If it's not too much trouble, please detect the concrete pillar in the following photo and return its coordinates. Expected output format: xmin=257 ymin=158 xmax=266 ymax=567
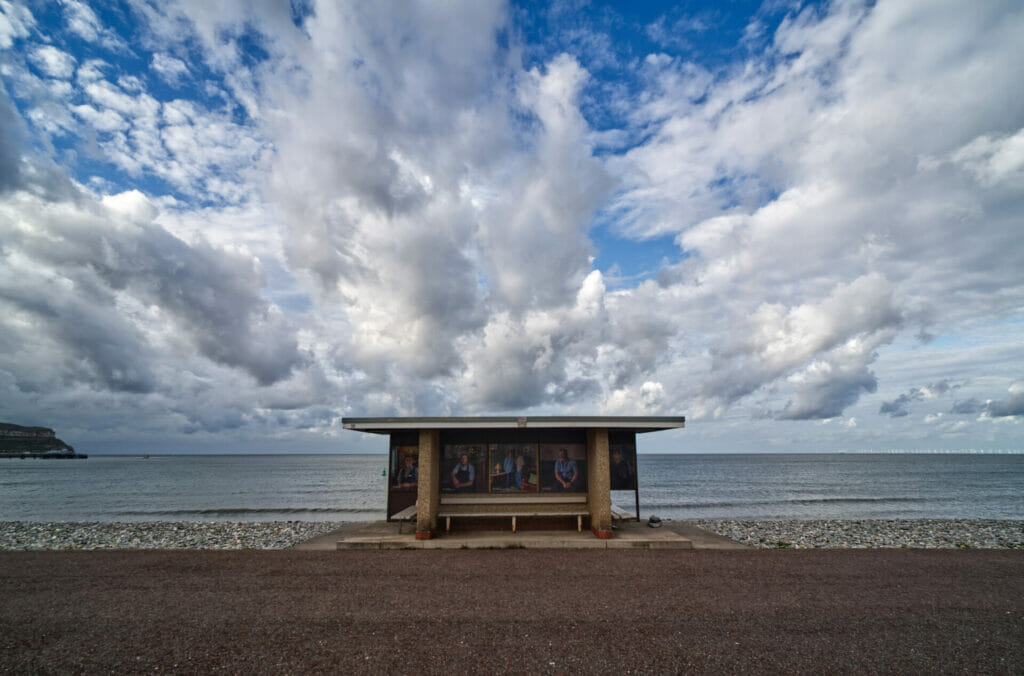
xmin=415 ymin=429 xmax=440 ymax=539
xmin=586 ymin=428 xmax=613 ymax=538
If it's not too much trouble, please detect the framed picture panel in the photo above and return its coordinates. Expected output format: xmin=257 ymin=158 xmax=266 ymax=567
xmin=393 ymin=445 xmax=419 ymax=488
xmin=539 ymin=443 xmax=587 ymax=492
xmin=488 ymin=443 xmax=539 ymax=492
xmin=609 ymin=442 xmax=636 ymax=491
xmin=442 ymin=443 xmax=487 ymax=493
xmin=387 ymin=432 xmax=419 ymax=520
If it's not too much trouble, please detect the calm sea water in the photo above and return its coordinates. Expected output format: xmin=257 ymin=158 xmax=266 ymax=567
xmin=1 ymin=454 xmax=1021 ymax=522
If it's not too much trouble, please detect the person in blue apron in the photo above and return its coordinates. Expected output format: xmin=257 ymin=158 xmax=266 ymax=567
xmin=450 ymin=453 xmax=476 ymax=491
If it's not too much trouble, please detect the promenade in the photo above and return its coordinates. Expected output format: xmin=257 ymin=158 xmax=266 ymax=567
xmin=2 ymin=548 xmax=1020 ymax=673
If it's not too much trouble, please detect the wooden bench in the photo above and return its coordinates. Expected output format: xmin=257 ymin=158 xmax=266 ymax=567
xmin=611 ymin=504 xmax=636 ymax=521
xmin=391 ymin=504 xmax=417 ymax=533
xmin=438 ymin=495 xmax=589 ymax=533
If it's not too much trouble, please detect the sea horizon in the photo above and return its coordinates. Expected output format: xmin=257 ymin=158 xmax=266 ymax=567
xmin=78 ymin=449 xmax=1024 ymax=456
xmin=3 ymin=453 xmax=1021 ymax=523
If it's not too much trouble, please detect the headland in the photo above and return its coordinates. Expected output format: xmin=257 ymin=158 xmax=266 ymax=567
xmin=0 ymin=422 xmax=86 ymax=459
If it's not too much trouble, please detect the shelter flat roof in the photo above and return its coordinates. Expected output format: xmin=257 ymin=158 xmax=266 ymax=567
xmin=342 ymin=416 xmax=685 ymax=435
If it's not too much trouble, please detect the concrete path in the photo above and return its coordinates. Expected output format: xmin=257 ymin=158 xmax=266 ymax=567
xmin=295 ymin=519 xmax=748 ymax=550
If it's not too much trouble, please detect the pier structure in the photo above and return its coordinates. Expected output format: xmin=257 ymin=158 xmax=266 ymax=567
xmin=342 ymin=416 xmax=684 ymax=539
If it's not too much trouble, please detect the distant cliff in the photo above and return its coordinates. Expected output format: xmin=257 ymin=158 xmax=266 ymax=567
xmin=0 ymin=422 xmax=82 ymax=457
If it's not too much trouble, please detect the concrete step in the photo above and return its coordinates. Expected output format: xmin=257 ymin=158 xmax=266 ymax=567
xmin=336 ymin=532 xmax=693 ymax=550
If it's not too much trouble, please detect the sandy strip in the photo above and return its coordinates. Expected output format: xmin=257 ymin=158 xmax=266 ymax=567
xmin=1 ymin=549 xmax=1021 ymax=673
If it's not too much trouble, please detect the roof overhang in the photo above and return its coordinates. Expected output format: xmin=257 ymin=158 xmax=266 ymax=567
xmin=342 ymin=416 xmax=685 ymax=435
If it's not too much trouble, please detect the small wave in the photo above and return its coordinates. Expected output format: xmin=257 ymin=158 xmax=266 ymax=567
xmin=125 ymin=507 xmax=380 ymax=516
xmin=643 ymin=496 xmax=926 ymax=509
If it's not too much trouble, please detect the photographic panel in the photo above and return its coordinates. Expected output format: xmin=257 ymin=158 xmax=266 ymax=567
xmin=442 ymin=443 xmax=487 ymax=493
xmin=539 ymin=443 xmax=587 ymax=492
xmin=609 ymin=441 xmax=636 ymax=491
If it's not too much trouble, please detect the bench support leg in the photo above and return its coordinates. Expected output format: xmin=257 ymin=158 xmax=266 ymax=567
xmin=445 ymin=516 xmax=451 ymax=532
xmin=512 ymin=516 xmax=517 ymax=533
xmin=577 ymin=515 xmax=582 ymax=532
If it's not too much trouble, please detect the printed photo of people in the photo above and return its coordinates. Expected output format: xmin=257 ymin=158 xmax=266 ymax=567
xmin=539 ymin=443 xmax=586 ymax=492
xmin=489 ymin=444 xmax=538 ymax=492
xmin=393 ymin=446 xmax=419 ymax=488
xmin=443 ymin=444 xmax=486 ymax=493
xmin=609 ymin=443 xmax=636 ymax=491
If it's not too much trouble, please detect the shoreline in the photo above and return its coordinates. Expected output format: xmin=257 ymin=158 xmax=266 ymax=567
xmin=1 ymin=518 xmax=1021 ymax=550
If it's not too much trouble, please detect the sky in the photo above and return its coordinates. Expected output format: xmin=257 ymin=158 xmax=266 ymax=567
xmin=0 ymin=0 xmax=1022 ymax=454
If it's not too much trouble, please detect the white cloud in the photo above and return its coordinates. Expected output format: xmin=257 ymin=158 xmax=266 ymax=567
xmin=0 ymin=1 xmax=34 ymax=49
xmin=150 ymin=53 xmax=189 ymax=85
xmin=1 ymin=186 xmax=305 ymax=391
xmin=75 ymin=58 xmax=107 ymax=83
xmin=72 ymin=103 xmax=128 ymax=132
xmin=59 ymin=0 xmax=104 ymax=44
xmin=30 ymin=45 xmax=76 ymax=79
xmin=942 ymin=128 xmax=1024 ymax=188
xmin=0 ymin=0 xmax=1022 ymax=450
xmin=602 ymin=0 xmax=1024 ymax=425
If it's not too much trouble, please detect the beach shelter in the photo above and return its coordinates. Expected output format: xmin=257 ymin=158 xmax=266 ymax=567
xmin=342 ymin=416 xmax=684 ymax=539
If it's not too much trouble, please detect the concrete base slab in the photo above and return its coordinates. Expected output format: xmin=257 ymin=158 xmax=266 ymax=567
xmin=661 ymin=521 xmax=751 ymax=549
xmin=323 ymin=519 xmax=750 ymax=550
xmin=290 ymin=522 xmax=378 ymax=550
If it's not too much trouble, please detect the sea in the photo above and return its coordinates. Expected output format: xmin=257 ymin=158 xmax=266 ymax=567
xmin=1 ymin=453 xmax=1021 ymax=522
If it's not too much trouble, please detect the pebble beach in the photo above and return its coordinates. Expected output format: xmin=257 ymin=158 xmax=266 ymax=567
xmin=693 ymin=518 xmax=1024 ymax=549
xmin=0 ymin=521 xmax=347 ymax=550
xmin=1 ymin=518 xmax=1021 ymax=550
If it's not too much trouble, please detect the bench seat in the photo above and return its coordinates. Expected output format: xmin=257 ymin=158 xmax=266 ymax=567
xmin=391 ymin=504 xmax=417 ymax=533
xmin=611 ymin=504 xmax=635 ymax=521
xmin=440 ymin=494 xmax=586 ymax=505
xmin=437 ymin=495 xmax=589 ymax=532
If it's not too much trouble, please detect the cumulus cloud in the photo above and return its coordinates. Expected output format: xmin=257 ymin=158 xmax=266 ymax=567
xmin=0 ymin=1 xmax=34 ymax=49
xmin=987 ymin=382 xmax=1024 ymax=418
xmin=0 ymin=0 xmax=1022 ymax=449
xmin=1 ymin=179 xmax=304 ymax=394
xmin=924 ymin=128 xmax=1024 ymax=189
xmin=950 ymin=398 xmax=984 ymax=416
xmin=150 ymin=53 xmax=189 ymax=85
xmin=30 ymin=46 xmax=77 ymax=79
xmin=596 ymin=0 xmax=1024 ymax=423
xmin=880 ymin=380 xmax=957 ymax=418
xmin=59 ymin=0 xmax=123 ymax=48
xmin=260 ymin=2 xmax=619 ymax=410
xmin=698 ymin=273 xmax=902 ymax=419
